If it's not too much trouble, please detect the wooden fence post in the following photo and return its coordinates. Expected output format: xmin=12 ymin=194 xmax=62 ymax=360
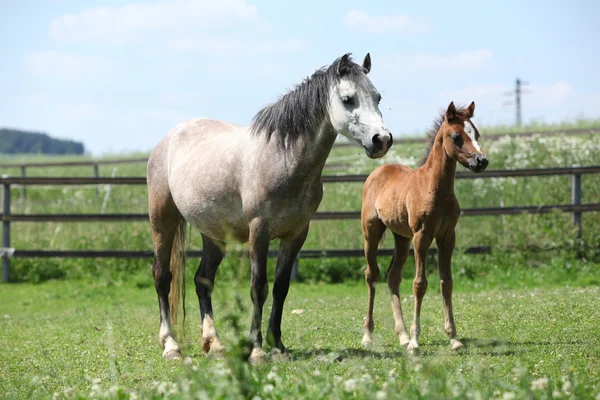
xmin=571 ymin=164 xmax=582 ymax=238
xmin=2 ymin=181 xmax=11 ymax=282
xmin=20 ymin=165 xmax=27 ymax=200
xmin=93 ymin=163 xmax=100 ymax=198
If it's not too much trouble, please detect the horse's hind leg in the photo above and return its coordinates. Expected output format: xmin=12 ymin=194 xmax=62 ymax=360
xmin=195 ymin=234 xmax=226 ymax=357
xmin=149 ymin=192 xmax=182 ymax=359
xmin=436 ymin=231 xmax=464 ymax=351
xmin=267 ymin=224 xmax=309 ymax=358
xmin=361 ymin=217 xmax=386 ymax=349
xmin=248 ymin=218 xmax=270 ymax=365
xmin=387 ymin=233 xmax=411 ymax=348
xmin=407 ymin=230 xmax=433 ymax=354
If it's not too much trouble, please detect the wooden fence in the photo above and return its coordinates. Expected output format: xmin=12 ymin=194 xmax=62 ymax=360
xmin=1 ymin=165 xmax=599 ymax=282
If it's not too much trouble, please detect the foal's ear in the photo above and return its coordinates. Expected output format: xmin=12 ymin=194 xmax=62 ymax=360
xmin=338 ymin=53 xmax=352 ymax=76
xmin=467 ymin=101 xmax=476 ymax=118
xmin=446 ymin=101 xmax=457 ymax=120
xmin=362 ymin=53 xmax=371 ymax=74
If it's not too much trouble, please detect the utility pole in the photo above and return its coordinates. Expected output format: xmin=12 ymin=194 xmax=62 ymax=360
xmin=515 ymin=79 xmax=522 ymax=126
xmin=503 ymin=79 xmax=529 ymax=126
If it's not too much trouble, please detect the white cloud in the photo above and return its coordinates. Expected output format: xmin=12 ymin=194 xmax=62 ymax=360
xmin=168 ymin=36 xmax=307 ymax=54
xmin=23 ymin=51 xmax=113 ymax=81
xmin=49 ymin=0 xmax=261 ymax=44
xmin=380 ymin=49 xmax=493 ymax=74
xmin=345 ymin=9 xmax=428 ymax=34
xmin=409 ymin=49 xmax=493 ymax=70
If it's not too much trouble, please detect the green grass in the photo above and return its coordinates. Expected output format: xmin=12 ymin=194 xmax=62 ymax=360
xmin=1 ymin=120 xmax=600 ymax=398
xmin=1 ymin=276 xmax=599 ymax=399
xmin=2 ymin=123 xmax=599 ymax=283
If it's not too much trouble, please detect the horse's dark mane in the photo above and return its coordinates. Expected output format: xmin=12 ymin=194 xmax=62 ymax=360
xmin=418 ymin=105 xmax=471 ymax=166
xmin=250 ymin=54 xmax=367 ymax=144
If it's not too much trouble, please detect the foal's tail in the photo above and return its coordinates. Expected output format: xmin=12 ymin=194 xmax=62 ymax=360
xmin=169 ymin=217 xmax=187 ymax=326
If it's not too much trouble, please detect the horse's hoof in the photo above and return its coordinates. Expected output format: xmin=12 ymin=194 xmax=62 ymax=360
xmin=163 ymin=350 xmax=182 ymax=360
xmin=406 ymin=340 xmax=420 ymax=355
xmin=270 ymin=348 xmax=292 ymax=362
xmin=249 ymin=348 xmax=268 ymax=366
xmin=208 ymin=346 xmax=225 ymax=360
xmin=399 ymin=335 xmax=410 ymax=347
xmin=361 ymin=339 xmax=374 ymax=349
xmin=450 ymin=339 xmax=464 ymax=351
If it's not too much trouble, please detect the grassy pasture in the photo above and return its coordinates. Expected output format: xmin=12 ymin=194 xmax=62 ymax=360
xmin=1 ymin=121 xmax=600 ymax=398
xmin=1 ymin=279 xmax=599 ymax=399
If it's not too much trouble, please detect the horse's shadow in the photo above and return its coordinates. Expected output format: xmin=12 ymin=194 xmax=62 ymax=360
xmin=290 ymin=338 xmax=521 ymax=361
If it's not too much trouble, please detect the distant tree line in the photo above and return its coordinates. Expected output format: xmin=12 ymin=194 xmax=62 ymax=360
xmin=0 ymin=128 xmax=85 ymax=155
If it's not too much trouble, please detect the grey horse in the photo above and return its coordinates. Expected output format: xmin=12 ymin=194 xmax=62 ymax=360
xmin=147 ymin=53 xmax=392 ymax=363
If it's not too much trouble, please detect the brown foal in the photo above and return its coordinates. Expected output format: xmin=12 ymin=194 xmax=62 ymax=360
xmin=360 ymin=101 xmax=488 ymax=353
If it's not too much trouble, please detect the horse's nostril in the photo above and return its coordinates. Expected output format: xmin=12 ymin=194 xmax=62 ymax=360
xmin=372 ymin=134 xmax=382 ymax=145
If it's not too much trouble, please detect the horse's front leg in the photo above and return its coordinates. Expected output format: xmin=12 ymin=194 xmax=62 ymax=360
xmin=408 ymin=230 xmax=432 ymax=354
xmin=266 ymin=224 xmax=309 ymax=358
xmin=248 ymin=218 xmax=270 ymax=365
xmin=436 ymin=231 xmax=464 ymax=351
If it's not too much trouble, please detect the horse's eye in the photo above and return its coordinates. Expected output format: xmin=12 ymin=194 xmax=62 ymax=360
xmin=377 ymin=95 xmax=382 ymax=104
xmin=341 ymin=96 xmax=354 ymax=106
xmin=451 ymin=132 xmax=463 ymax=146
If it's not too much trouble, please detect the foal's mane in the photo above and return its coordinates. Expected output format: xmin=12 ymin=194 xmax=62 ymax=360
xmin=250 ymin=54 xmax=367 ymax=144
xmin=418 ymin=105 xmax=471 ymax=166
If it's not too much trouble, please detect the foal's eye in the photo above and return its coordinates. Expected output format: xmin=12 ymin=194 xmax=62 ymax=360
xmin=451 ymin=132 xmax=463 ymax=146
xmin=341 ymin=96 xmax=354 ymax=106
xmin=377 ymin=94 xmax=382 ymax=104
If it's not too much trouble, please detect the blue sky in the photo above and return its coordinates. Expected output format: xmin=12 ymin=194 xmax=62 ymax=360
xmin=1 ymin=0 xmax=599 ymax=155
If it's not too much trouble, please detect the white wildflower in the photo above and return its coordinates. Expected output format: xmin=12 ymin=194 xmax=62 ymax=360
xmin=343 ymin=379 xmax=357 ymax=393
xmin=263 ymin=384 xmax=275 ymax=393
xmin=531 ymin=377 xmax=549 ymax=391
xmin=503 ymin=392 xmax=516 ymax=400
xmin=376 ymin=390 xmax=387 ymax=399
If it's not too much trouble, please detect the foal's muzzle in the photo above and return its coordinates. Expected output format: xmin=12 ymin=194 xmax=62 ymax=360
xmin=366 ymin=132 xmax=393 ymax=159
xmin=469 ymin=154 xmax=488 ymax=173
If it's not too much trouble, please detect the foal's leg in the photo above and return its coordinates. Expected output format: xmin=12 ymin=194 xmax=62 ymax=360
xmin=407 ymin=230 xmax=432 ymax=353
xmin=194 ymin=234 xmax=226 ymax=357
xmin=436 ymin=231 xmax=464 ymax=350
xmin=361 ymin=218 xmax=386 ymax=349
xmin=387 ymin=233 xmax=411 ymax=348
xmin=150 ymin=205 xmax=182 ymax=359
xmin=266 ymin=225 xmax=309 ymax=356
xmin=248 ymin=218 xmax=270 ymax=365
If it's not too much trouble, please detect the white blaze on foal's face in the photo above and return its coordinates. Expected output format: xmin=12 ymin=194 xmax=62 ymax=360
xmin=463 ymin=120 xmax=482 ymax=152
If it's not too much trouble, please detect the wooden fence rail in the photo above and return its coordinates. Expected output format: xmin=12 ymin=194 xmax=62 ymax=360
xmin=1 ymin=165 xmax=597 ymax=282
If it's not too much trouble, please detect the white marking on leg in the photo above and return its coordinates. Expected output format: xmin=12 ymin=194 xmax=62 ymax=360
xmin=362 ymin=329 xmax=374 ymax=349
xmin=163 ymin=337 xmax=180 ymax=355
xmin=159 ymin=313 xmax=180 ymax=357
xmin=463 ymin=121 xmax=481 ymax=151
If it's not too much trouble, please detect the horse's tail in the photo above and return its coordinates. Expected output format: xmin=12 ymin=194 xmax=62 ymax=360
xmin=169 ymin=217 xmax=187 ymax=326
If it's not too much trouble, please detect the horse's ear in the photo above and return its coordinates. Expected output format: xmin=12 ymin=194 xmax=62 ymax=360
xmin=467 ymin=101 xmax=475 ymax=118
xmin=338 ymin=53 xmax=352 ymax=76
xmin=362 ymin=53 xmax=371 ymax=74
xmin=446 ymin=101 xmax=457 ymax=120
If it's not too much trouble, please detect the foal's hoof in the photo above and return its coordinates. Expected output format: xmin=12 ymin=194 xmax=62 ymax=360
xmin=361 ymin=338 xmax=374 ymax=350
xmin=249 ymin=348 xmax=268 ymax=366
xmin=450 ymin=339 xmax=464 ymax=351
xmin=270 ymin=348 xmax=292 ymax=363
xmin=406 ymin=340 xmax=420 ymax=355
xmin=163 ymin=350 xmax=182 ymax=360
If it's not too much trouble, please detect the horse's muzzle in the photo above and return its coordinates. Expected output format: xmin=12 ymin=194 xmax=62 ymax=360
xmin=367 ymin=132 xmax=393 ymax=158
xmin=469 ymin=154 xmax=488 ymax=173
